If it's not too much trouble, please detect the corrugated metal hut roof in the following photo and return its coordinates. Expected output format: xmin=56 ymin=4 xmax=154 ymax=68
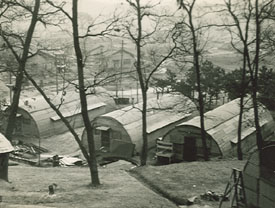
xmin=0 ymin=133 xmax=13 ymax=153
xmin=17 ymin=88 xmax=116 ymax=137
xmin=177 ymin=97 xmax=275 ymax=155
xmin=100 ymin=93 xmax=197 ymax=149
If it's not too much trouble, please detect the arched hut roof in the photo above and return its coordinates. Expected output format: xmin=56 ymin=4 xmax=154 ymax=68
xmin=16 ymin=88 xmax=116 ymax=138
xmin=176 ymin=97 xmax=275 ymax=156
xmin=99 ymin=93 xmax=197 ymax=150
xmin=0 ymin=133 xmax=13 ymax=153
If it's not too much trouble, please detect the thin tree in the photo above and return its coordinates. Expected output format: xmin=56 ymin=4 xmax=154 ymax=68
xmin=123 ymin=0 xmax=177 ymax=165
xmin=43 ymin=0 xmax=120 ymax=185
xmin=223 ymin=0 xmax=275 ymax=152
xmin=0 ymin=0 xmax=41 ymax=181
xmin=223 ymin=0 xmax=252 ymax=160
xmin=176 ymin=0 xmax=209 ymax=161
xmin=1 ymin=0 xmax=41 ymax=141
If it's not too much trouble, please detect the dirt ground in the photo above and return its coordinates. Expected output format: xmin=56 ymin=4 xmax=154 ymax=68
xmin=0 ymin=162 xmax=177 ymax=208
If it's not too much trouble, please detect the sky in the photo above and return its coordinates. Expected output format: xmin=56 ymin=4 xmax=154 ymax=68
xmin=79 ymin=0 xmax=177 ymax=16
xmin=78 ymin=0 xmax=223 ymax=17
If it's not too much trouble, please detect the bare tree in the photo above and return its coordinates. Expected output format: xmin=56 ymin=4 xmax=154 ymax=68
xmin=223 ymin=0 xmax=275 ymax=153
xmin=0 ymin=0 xmax=41 ymax=181
xmin=122 ymin=0 xmax=177 ymax=165
xmin=0 ymin=0 xmax=41 ymax=140
xmin=176 ymin=0 xmax=209 ymax=161
xmin=37 ymin=0 xmax=122 ymax=186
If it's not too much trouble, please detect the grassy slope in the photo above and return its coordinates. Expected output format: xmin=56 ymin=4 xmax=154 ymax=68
xmin=0 ymin=163 xmax=177 ymax=208
xmin=131 ymin=159 xmax=246 ymax=207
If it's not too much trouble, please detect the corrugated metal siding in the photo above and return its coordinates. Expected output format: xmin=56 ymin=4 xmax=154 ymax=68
xmin=5 ymin=89 xmax=116 ymax=138
xmin=173 ymin=97 xmax=275 ymax=156
xmin=243 ymin=146 xmax=275 ymax=208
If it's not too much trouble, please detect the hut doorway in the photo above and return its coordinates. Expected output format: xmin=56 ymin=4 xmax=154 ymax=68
xmin=183 ymin=136 xmax=197 ymax=161
xmin=99 ymin=127 xmax=110 ymax=150
xmin=14 ymin=114 xmax=23 ymax=135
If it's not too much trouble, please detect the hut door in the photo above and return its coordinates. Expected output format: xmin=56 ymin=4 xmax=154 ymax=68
xmin=183 ymin=136 xmax=197 ymax=161
xmin=101 ymin=130 xmax=110 ymax=150
xmin=14 ymin=115 xmax=23 ymax=135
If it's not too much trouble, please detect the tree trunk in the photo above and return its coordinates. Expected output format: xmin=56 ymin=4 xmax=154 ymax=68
xmin=135 ymin=0 xmax=148 ymax=166
xmin=237 ymin=95 xmax=244 ymax=160
xmin=189 ymin=8 xmax=209 ymax=161
xmin=140 ymin=93 xmax=148 ymax=166
xmin=5 ymin=70 xmax=24 ymax=140
xmin=0 ymin=153 xmax=9 ymax=181
xmin=196 ymin=67 xmax=209 ymax=161
xmin=253 ymin=0 xmax=263 ymax=151
xmin=236 ymin=50 xmax=249 ymax=161
xmin=72 ymin=0 xmax=100 ymax=186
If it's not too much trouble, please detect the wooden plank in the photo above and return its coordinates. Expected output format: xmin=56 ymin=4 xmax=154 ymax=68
xmin=157 ymin=141 xmax=173 ymax=146
xmin=156 ymin=152 xmax=173 ymax=158
xmin=157 ymin=146 xmax=173 ymax=151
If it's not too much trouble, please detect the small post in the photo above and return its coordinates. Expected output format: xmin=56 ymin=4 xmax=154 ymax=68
xmin=48 ymin=185 xmax=54 ymax=195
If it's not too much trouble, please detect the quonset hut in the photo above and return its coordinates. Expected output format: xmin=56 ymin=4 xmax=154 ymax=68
xmin=1 ymin=88 xmax=116 ymax=140
xmin=81 ymin=93 xmax=198 ymax=158
xmin=163 ymin=97 xmax=275 ymax=161
xmin=0 ymin=133 xmax=13 ymax=180
xmin=243 ymin=142 xmax=275 ymax=208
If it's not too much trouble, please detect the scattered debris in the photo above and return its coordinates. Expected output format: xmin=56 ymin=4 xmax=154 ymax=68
xmin=59 ymin=157 xmax=83 ymax=166
xmin=9 ymin=140 xmax=84 ymax=167
xmin=200 ymin=190 xmax=225 ymax=202
xmin=187 ymin=196 xmax=199 ymax=205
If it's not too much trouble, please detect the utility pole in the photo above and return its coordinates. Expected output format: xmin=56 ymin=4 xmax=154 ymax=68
xmin=9 ymin=69 xmax=12 ymax=104
xmin=55 ymin=54 xmax=59 ymax=94
xmin=120 ymin=40 xmax=124 ymax=98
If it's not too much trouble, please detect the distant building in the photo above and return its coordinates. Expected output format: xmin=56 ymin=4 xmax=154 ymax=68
xmin=25 ymin=50 xmax=72 ymax=87
xmin=108 ymin=48 xmax=135 ymax=72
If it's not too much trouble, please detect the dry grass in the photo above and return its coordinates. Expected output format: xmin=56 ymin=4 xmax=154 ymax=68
xmin=131 ymin=159 xmax=246 ymax=207
xmin=0 ymin=162 xmax=177 ymax=208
